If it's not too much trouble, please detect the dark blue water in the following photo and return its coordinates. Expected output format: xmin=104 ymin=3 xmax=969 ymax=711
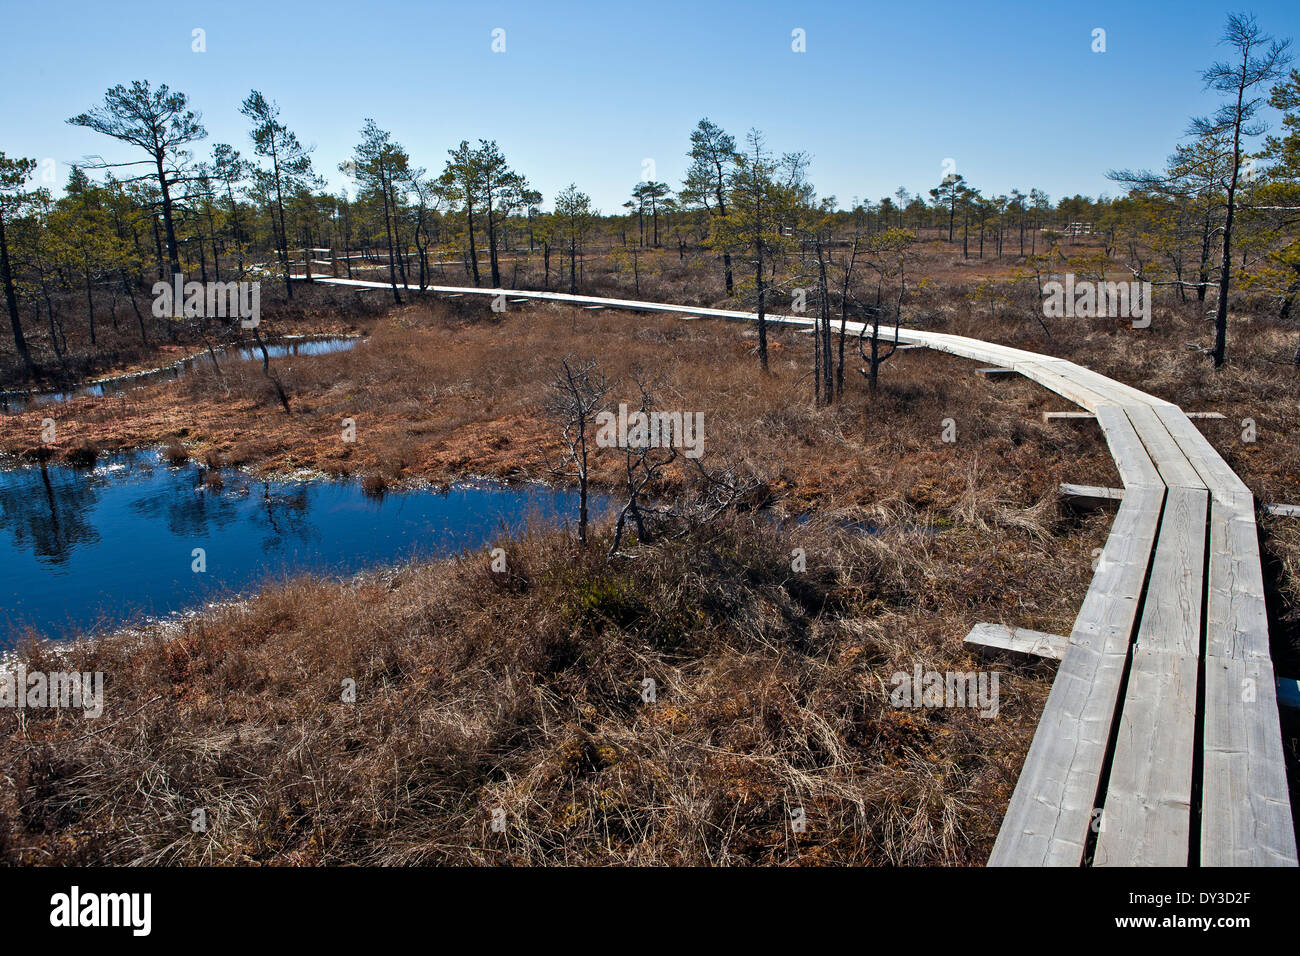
xmin=0 ymin=336 xmax=359 ymax=414
xmin=0 ymin=451 xmax=602 ymax=645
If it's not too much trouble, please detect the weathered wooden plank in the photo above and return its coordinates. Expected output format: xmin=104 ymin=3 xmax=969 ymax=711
xmin=1095 ymin=405 xmax=1163 ymax=489
xmin=1136 ymin=486 xmax=1208 ymax=658
xmin=1264 ymin=503 xmax=1300 ymax=518
xmin=1185 ymin=411 xmax=1226 ymax=419
xmin=1014 ymin=362 xmax=1116 ymax=413
xmin=1063 ymin=363 xmax=1170 ymax=409
xmin=1147 ymin=406 xmax=1294 ymax=863
xmin=989 ymin=486 xmax=1164 ymax=866
xmin=795 ymin=326 xmax=863 ymax=335
xmin=976 ymin=367 xmax=1016 ymax=376
xmin=1059 ymin=483 xmax=1125 ymax=507
xmin=798 ymin=328 xmax=922 ymax=353
xmin=1206 ymin=498 xmax=1270 ymax=661
xmin=1153 ymin=411 xmax=1298 ymax=863
xmin=1125 ymin=405 xmax=1208 ymax=491
xmin=1202 ymin=656 xmax=1299 ymax=866
xmin=1152 ymin=405 xmax=1250 ymax=501
xmin=1043 ymin=411 xmax=1096 ymax=422
xmin=904 ymin=332 xmax=1029 ymax=365
xmin=1094 ymin=649 xmax=1199 ymax=867
xmin=1092 ymin=483 xmax=1207 ymax=866
xmin=964 ymin=622 xmax=1068 ymax=660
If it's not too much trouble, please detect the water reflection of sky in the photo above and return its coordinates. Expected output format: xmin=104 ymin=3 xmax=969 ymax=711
xmin=0 ymin=451 xmax=603 ymax=645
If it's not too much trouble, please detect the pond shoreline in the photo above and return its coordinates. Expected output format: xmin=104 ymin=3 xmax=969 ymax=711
xmin=0 ymin=333 xmax=365 ymax=414
xmin=0 ymin=448 xmax=609 ymax=646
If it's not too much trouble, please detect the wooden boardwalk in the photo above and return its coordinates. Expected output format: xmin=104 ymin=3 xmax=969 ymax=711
xmin=302 ymin=277 xmax=1298 ymax=867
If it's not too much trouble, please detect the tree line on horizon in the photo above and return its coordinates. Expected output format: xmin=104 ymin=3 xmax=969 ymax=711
xmin=1 ymin=12 xmax=1298 ymax=384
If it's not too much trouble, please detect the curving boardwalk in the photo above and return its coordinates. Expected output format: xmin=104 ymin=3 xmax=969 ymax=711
xmin=304 ymin=276 xmax=1298 ymax=867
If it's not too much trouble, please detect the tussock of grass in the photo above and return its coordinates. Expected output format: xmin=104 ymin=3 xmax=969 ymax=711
xmin=163 ymin=443 xmax=190 ymax=465
xmin=62 ymin=440 xmax=99 ymax=468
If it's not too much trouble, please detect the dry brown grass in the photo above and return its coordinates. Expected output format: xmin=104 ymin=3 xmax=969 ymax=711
xmin=0 ymin=296 xmax=1123 ymax=517
xmin=0 ymin=282 xmax=1121 ymax=865
xmin=3 ymin=243 xmax=1297 ymax=866
xmin=1 ymin=496 xmax=1102 ymax=865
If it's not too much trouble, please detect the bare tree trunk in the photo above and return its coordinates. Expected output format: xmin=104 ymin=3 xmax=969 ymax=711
xmin=466 ymin=204 xmax=481 ymax=286
xmin=487 ymin=198 xmax=501 ymax=287
xmin=379 ymin=171 xmax=402 ymax=305
xmin=578 ymin=471 xmax=588 ymax=546
xmin=152 ymin=215 xmax=165 ymax=282
xmin=155 ymin=151 xmax=182 ymax=279
xmin=712 ymin=173 xmax=734 ymax=295
xmin=1197 ymin=203 xmax=1214 ymax=302
xmin=816 ymin=238 xmax=833 ymax=403
xmin=251 ymin=325 xmax=291 ymax=414
xmin=0 ymin=212 xmax=33 ymax=378
xmin=44 ymin=293 xmax=62 ymax=361
xmin=812 ymin=282 xmax=821 ymax=406
xmin=85 ymin=274 xmax=96 ymax=346
xmin=837 ymin=309 xmax=847 ymax=398
xmin=1212 ymin=150 xmax=1241 ymax=368
xmin=197 ymin=237 xmax=208 ymax=285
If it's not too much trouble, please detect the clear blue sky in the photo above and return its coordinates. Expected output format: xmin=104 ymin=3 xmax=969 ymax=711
xmin=2 ymin=0 xmax=1298 ymax=211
